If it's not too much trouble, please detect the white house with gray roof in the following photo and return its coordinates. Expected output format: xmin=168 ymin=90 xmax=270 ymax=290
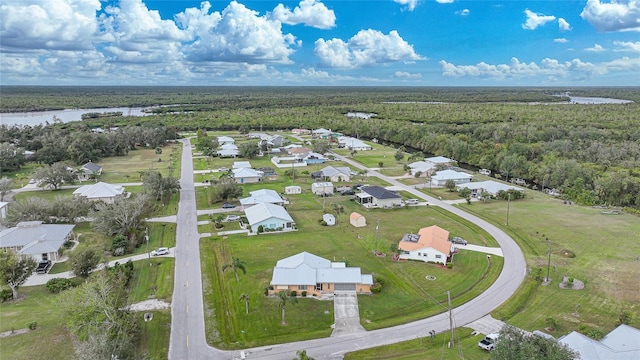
xmin=269 ymin=252 xmax=373 ymax=296
xmin=0 ymin=221 xmax=75 ymax=262
xmin=217 ymin=136 xmax=235 ymax=145
xmin=232 ymin=168 xmax=263 ymax=184
xmin=240 ymin=189 xmax=284 ymax=206
xmin=430 ymin=169 xmax=473 ymax=187
xmin=408 ymin=161 xmax=437 ymax=177
xmin=313 ymin=166 xmax=351 ymax=182
xmin=356 ymin=186 xmax=402 ymax=208
xmin=73 ymin=182 xmax=127 ymax=203
xmin=244 ymin=202 xmax=295 ymax=234
xmin=456 ymin=180 xmax=524 ymax=198
xmin=425 ymin=156 xmax=456 ymax=166
xmin=559 ymin=324 xmax=640 ymax=360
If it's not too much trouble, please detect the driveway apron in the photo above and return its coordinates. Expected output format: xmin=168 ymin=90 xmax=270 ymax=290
xmin=331 ymin=292 xmax=365 ymax=336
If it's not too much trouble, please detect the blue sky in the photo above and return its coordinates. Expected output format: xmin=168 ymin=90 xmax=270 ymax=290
xmin=1 ymin=0 xmax=638 ymax=86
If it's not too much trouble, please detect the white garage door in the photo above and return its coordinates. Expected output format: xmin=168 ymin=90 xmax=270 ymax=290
xmin=334 ymin=283 xmax=356 ymax=291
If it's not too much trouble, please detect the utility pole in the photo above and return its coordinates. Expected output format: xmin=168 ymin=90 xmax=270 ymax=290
xmin=447 ymin=291 xmax=454 ymax=348
xmin=506 ymin=192 xmax=511 ymax=226
xmin=546 ymin=240 xmax=552 ymax=283
xmin=146 ymin=227 xmax=152 ymax=267
xmin=374 ymin=219 xmax=380 ymax=254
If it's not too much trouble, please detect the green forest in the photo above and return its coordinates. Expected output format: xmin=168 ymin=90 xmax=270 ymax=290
xmin=1 ymin=86 xmax=639 ymax=209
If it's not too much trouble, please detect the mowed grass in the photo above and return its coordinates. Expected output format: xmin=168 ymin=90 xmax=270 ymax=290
xmin=456 ymin=190 xmax=640 ymax=334
xmin=201 ymin=191 xmax=503 ymax=348
xmin=99 ymin=143 xmax=182 ymax=183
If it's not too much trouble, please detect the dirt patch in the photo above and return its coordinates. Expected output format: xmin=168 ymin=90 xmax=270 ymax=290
xmin=0 ymin=328 xmax=30 ymax=338
xmin=127 ymin=299 xmax=171 ymax=312
xmin=559 ymin=276 xmax=585 ymax=290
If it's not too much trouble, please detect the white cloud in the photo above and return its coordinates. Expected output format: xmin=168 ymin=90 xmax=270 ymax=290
xmin=554 ymin=38 xmax=569 ymax=43
xmin=271 ymin=0 xmax=336 ymax=29
xmin=315 ymin=29 xmax=424 ymax=69
xmin=440 ymin=56 xmax=640 ymax=80
xmin=586 ymin=44 xmax=605 ymax=52
xmin=0 ymin=0 xmax=103 ymax=51
xmin=614 ymin=40 xmax=640 ymax=52
xmin=456 ymin=9 xmax=470 ymax=16
xmin=394 ymin=71 xmax=422 ymax=79
xmin=394 ymin=0 xmax=419 ymax=11
xmin=436 ymin=0 xmax=454 ymax=3
xmin=581 ymin=0 xmax=640 ymax=32
xmin=522 ymin=9 xmax=556 ymax=30
xmin=181 ymin=1 xmax=298 ymax=64
xmin=558 ymin=18 xmax=572 ymax=31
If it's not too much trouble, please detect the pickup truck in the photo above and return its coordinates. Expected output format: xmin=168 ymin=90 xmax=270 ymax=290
xmin=478 ymin=333 xmax=499 ymax=351
xmin=36 ymin=260 xmax=52 ymax=274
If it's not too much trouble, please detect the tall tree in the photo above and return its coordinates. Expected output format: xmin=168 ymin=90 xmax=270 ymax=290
xmin=239 ymin=142 xmax=259 ymax=158
xmin=0 ymin=176 xmax=12 ymax=201
xmin=90 ymin=195 xmax=152 ymax=239
xmin=0 ymin=252 xmax=37 ymax=300
xmin=2 ymin=196 xmax=50 ymax=226
xmin=312 ymin=140 xmax=331 ymax=154
xmin=0 ymin=143 xmax=25 ymax=172
xmin=142 ymin=170 xmax=181 ymax=202
xmin=33 ymin=162 xmax=74 ymax=190
xmin=222 ymin=257 xmax=247 ymax=282
xmin=68 ymin=245 xmax=102 ymax=278
xmin=240 ymin=293 xmax=250 ymax=314
xmin=278 ymin=290 xmax=298 ymax=325
xmin=208 ymin=178 xmax=243 ymax=204
xmin=490 ymin=325 xmax=578 ymax=360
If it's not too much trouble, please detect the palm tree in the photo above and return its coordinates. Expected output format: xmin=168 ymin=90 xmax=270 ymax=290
xmin=278 ymin=291 xmax=298 ymax=325
xmin=331 ymin=203 xmax=345 ymax=225
xmin=239 ymin=293 xmax=250 ymax=314
xmin=222 ymin=257 xmax=247 ymax=282
xmin=294 ymin=350 xmax=315 ymax=360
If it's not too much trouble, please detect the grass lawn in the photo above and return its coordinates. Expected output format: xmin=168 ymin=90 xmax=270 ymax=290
xmin=128 ymin=257 xmax=175 ymax=303
xmin=139 ymin=310 xmax=171 ymax=360
xmin=201 ymin=192 xmax=503 ymax=349
xmin=98 ymin=143 xmax=182 ymax=183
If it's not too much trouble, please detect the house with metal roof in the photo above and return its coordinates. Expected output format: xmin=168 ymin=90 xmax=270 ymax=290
xmin=217 ymin=148 xmax=239 ymax=158
xmin=244 ymin=202 xmax=295 ymax=234
xmin=430 ymin=169 xmax=473 ymax=187
xmin=217 ymin=136 xmax=235 ymax=145
xmin=240 ymin=189 xmax=284 ymax=206
xmin=425 ymin=156 xmax=456 ymax=166
xmin=232 ymin=168 xmax=263 ymax=184
xmin=311 ymin=182 xmax=333 ymax=196
xmin=456 ymin=180 xmax=525 ymax=198
xmin=408 ymin=161 xmax=437 ymax=177
xmin=269 ymin=252 xmax=373 ymax=296
xmin=559 ymin=324 xmax=640 ymax=360
xmin=77 ymin=161 xmax=102 ymax=181
xmin=232 ymin=161 xmax=252 ymax=169
xmin=337 ymin=136 xmax=372 ymax=151
xmin=313 ymin=166 xmax=351 ymax=182
xmin=356 ymin=186 xmax=402 ymax=208
xmin=0 ymin=221 xmax=75 ymax=263
xmin=398 ymin=225 xmax=453 ymax=265
xmin=73 ymin=182 xmax=127 ymax=203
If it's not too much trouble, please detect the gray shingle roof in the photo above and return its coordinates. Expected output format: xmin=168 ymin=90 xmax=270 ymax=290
xmin=82 ymin=162 xmax=102 ymax=173
xmin=0 ymin=222 xmax=75 ymax=253
xmin=361 ymin=186 xmax=400 ymax=199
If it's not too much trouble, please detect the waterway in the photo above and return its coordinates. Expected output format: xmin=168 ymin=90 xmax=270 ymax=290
xmin=0 ymin=107 xmax=150 ymax=127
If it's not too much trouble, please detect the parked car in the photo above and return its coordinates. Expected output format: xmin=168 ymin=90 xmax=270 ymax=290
xmin=151 ymin=247 xmax=169 ymax=256
xmin=405 ymin=198 xmax=419 ymax=205
xmin=221 ymin=203 xmax=235 ymax=209
xmin=451 ymin=237 xmax=468 ymax=245
xmin=340 ymin=189 xmax=355 ymax=195
xmin=218 ymin=167 xmax=229 ymax=172
xmin=478 ymin=333 xmax=499 ymax=351
xmin=224 ymin=215 xmax=241 ymax=222
xmin=36 ymin=260 xmax=52 ymax=274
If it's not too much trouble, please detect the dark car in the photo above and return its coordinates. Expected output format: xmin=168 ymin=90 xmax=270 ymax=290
xmin=451 ymin=236 xmax=468 ymax=245
xmin=340 ymin=189 xmax=355 ymax=195
xmin=221 ymin=203 xmax=235 ymax=209
xmin=36 ymin=260 xmax=52 ymax=274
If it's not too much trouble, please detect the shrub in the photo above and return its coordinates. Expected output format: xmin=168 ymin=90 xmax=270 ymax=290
xmin=370 ymin=283 xmax=382 ymax=294
xmin=257 ymin=225 xmax=264 ymax=233
xmin=374 ymin=275 xmax=385 ymax=286
xmin=320 ymin=220 xmax=327 ymax=226
xmin=111 ymin=234 xmax=129 ymax=255
xmin=290 ymin=290 xmax=297 ymax=297
xmin=264 ymin=285 xmax=273 ymax=296
xmin=0 ymin=289 xmax=13 ymax=302
xmin=301 ymin=291 xmax=307 ymax=297
xmin=27 ymin=322 xmax=37 ymax=330
xmin=545 ymin=317 xmax=558 ymax=330
xmin=446 ymin=263 xmax=453 ymax=269
xmin=46 ymin=278 xmax=74 ymax=293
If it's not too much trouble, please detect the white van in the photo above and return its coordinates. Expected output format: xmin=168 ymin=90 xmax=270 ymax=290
xmin=478 ymin=333 xmax=499 ymax=351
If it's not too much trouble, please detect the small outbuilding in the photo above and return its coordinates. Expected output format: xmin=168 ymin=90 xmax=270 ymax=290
xmin=350 ymin=212 xmax=366 ymax=228
xmin=323 ymin=213 xmax=336 ymax=226
xmin=311 ymin=182 xmax=333 ymax=196
xmin=285 ymin=185 xmax=302 ymax=194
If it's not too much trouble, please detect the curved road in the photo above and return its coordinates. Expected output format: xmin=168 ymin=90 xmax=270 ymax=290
xmin=169 ymin=141 xmax=526 ymax=359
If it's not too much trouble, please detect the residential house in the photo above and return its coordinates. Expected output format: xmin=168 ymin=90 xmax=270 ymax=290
xmin=322 ymin=214 xmax=336 ymax=226
xmin=220 ymin=143 xmax=238 ymax=151
xmin=430 ymin=170 xmax=473 ymax=187
xmin=456 ymin=181 xmax=524 ymax=198
xmin=313 ymin=166 xmax=351 ymax=182
xmin=559 ymin=324 xmax=640 ymax=360
xmin=398 ymin=225 xmax=453 ymax=265
xmin=285 ymin=185 xmax=301 ymax=195
xmin=72 ymin=182 xmax=127 ymax=203
xmin=217 ymin=148 xmax=239 ymax=158
xmin=233 ymin=161 xmax=252 ymax=169
xmin=337 ymin=136 xmax=372 ymax=151
xmin=0 ymin=221 xmax=75 ymax=263
xmin=244 ymin=202 xmax=295 ymax=234
xmin=311 ymin=182 xmax=333 ymax=196
xmin=217 ymin=136 xmax=235 ymax=145
xmin=240 ymin=189 xmax=284 ymax=206
xmin=350 ymin=212 xmax=367 ymax=227
xmin=425 ymin=156 xmax=456 ymax=167
xmin=303 ymin=152 xmax=326 ymax=165
xmin=287 ymin=147 xmax=312 ymax=158
xmin=291 ymin=128 xmax=311 ymax=135
xmin=408 ymin=161 xmax=437 ymax=177
xmin=76 ymin=161 xmax=102 ymax=181
xmin=232 ymin=168 xmax=263 ymax=184
xmin=356 ymin=186 xmax=402 ymax=208
xmin=312 ymin=128 xmax=332 ymax=139
xmin=269 ymin=252 xmax=373 ymax=296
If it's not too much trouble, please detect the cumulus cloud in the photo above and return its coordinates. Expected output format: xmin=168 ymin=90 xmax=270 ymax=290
xmin=614 ymin=40 xmax=640 ymax=52
xmin=554 ymin=38 xmax=569 ymax=43
xmin=436 ymin=0 xmax=454 ymax=3
xmin=181 ymin=1 xmax=298 ymax=64
xmin=558 ymin=18 xmax=572 ymax=31
xmin=581 ymin=0 xmax=640 ymax=32
xmin=314 ymin=29 xmax=424 ymax=69
xmin=456 ymin=9 xmax=470 ymax=16
xmin=271 ymin=0 xmax=336 ymax=29
xmin=0 ymin=0 xmax=103 ymax=51
xmin=394 ymin=71 xmax=422 ymax=79
xmin=522 ymin=9 xmax=556 ymax=30
xmin=394 ymin=0 xmax=420 ymax=11
xmin=586 ymin=44 xmax=605 ymax=52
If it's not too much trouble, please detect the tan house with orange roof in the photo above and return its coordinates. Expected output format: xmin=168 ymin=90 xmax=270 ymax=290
xmin=398 ymin=225 xmax=453 ymax=265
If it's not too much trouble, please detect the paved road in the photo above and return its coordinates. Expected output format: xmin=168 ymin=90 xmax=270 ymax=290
xmin=167 ymin=145 xmax=527 ymax=359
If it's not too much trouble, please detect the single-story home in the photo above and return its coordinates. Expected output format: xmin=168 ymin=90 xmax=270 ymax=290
xmin=425 ymin=156 xmax=456 ymax=167
xmin=430 ymin=170 xmax=473 ymax=187
xmin=232 ymin=168 xmax=263 ymax=184
xmin=220 ymin=143 xmax=238 ymax=151
xmin=0 ymin=221 xmax=75 ymax=263
xmin=285 ymin=185 xmax=301 ymax=194
xmin=303 ymin=152 xmax=326 ymax=165
xmin=350 ymin=212 xmax=367 ymax=227
xmin=240 ymin=189 xmax=284 ymax=206
xmin=337 ymin=136 xmax=372 ymax=151
xmin=311 ymin=182 xmax=334 ymax=196
xmin=0 ymin=201 xmax=8 ymax=221
xmin=72 ymin=182 xmax=127 ymax=203
xmin=269 ymin=252 xmax=373 ymax=296
xmin=244 ymin=202 xmax=295 ymax=234
xmin=559 ymin=324 xmax=640 ymax=360
xmin=217 ymin=149 xmax=239 ymax=158
xmin=233 ymin=161 xmax=252 ymax=169
xmin=456 ymin=180 xmax=525 ymax=198
xmin=76 ymin=161 xmax=102 ymax=181
xmin=356 ymin=186 xmax=402 ymax=208
xmin=288 ymin=147 xmax=312 ymax=158
xmin=312 ymin=128 xmax=332 ymax=139
xmin=217 ymin=136 xmax=235 ymax=145
xmin=398 ymin=225 xmax=453 ymax=265
xmin=291 ymin=128 xmax=311 ymax=135
xmin=408 ymin=161 xmax=437 ymax=177
xmin=323 ymin=213 xmax=336 ymax=226
xmin=313 ymin=166 xmax=351 ymax=182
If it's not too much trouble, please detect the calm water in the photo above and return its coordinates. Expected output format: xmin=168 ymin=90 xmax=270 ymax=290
xmin=567 ymin=96 xmax=633 ymax=104
xmin=0 ymin=107 xmax=150 ymax=127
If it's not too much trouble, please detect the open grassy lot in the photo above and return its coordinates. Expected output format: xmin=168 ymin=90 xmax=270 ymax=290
xmin=344 ymin=327 xmax=491 ymax=360
xmin=201 ymin=191 xmax=502 ymax=349
xmin=98 ymin=143 xmax=182 ymax=183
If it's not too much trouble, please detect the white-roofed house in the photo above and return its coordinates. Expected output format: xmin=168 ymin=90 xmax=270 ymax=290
xmin=337 ymin=136 xmax=372 ymax=151
xmin=408 ymin=161 xmax=437 ymax=177
xmin=240 ymin=189 xmax=284 ymax=206
xmin=559 ymin=324 xmax=640 ymax=360
xmin=0 ymin=221 xmax=75 ymax=263
xmin=217 ymin=136 xmax=235 ymax=145
xmin=220 ymin=143 xmax=238 ymax=151
xmin=244 ymin=202 xmax=295 ymax=234
xmin=313 ymin=166 xmax=351 ymax=182
xmin=425 ymin=156 xmax=456 ymax=167
xmin=456 ymin=180 xmax=525 ymax=198
xmin=233 ymin=161 xmax=252 ymax=169
xmin=73 ymin=182 xmax=128 ymax=203
xmin=284 ymin=185 xmax=301 ymax=195
xmin=311 ymin=182 xmax=333 ymax=196
xmin=430 ymin=169 xmax=473 ymax=187
xmin=217 ymin=148 xmax=239 ymax=158
xmin=312 ymin=128 xmax=332 ymax=139
xmin=232 ymin=168 xmax=263 ymax=184
xmin=268 ymin=252 xmax=373 ymax=296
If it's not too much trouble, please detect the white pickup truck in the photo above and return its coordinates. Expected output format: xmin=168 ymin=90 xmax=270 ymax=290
xmin=478 ymin=333 xmax=499 ymax=351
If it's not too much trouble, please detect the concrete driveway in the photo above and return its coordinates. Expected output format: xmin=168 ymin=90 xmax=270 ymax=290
xmin=331 ymin=292 xmax=365 ymax=336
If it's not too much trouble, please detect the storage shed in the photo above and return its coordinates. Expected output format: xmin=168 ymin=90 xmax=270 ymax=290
xmin=350 ymin=212 xmax=366 ymax=228
xmin=285 ymin=185 xmax=302 ymax=195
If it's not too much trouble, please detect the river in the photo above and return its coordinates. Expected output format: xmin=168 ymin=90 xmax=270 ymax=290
xmin=0 ymin=107 xmax=150 ymax=127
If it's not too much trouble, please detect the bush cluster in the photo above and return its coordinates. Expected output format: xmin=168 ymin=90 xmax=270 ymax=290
xmin=46 ymin=278 xmax=75 ymax=293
